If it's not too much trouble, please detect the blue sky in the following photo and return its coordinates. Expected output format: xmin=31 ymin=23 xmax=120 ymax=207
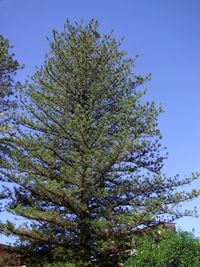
xmin=1 ymin=0 xmax=200 ymax=243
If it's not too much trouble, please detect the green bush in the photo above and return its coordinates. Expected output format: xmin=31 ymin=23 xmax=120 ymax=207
xmin=124 ymin=231 xmax=200 ymax=267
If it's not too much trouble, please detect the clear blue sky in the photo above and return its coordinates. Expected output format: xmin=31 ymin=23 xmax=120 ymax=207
xmin=1 ymin=0 xmax=200 ymax=243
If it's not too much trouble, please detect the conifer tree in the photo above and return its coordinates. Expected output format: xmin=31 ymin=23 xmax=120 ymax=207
xmin=0 ymin=35 xmax=20 ymax=207
xmin=0 ymin=35 xmax=19 ymax=133
xmin=1 ymin=20 xmax=199 ymax=266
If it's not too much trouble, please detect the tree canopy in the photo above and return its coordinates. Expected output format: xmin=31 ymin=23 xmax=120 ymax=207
xmin=0 ymin=20 xmax=199 ymax=267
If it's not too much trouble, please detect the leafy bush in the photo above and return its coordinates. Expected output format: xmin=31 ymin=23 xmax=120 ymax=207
xmin=124 ymin=231 xmax=200 ymax=267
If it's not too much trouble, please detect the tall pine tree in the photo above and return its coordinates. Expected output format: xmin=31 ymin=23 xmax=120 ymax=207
xmin=1 ymin=20 xmax=199 ymax=266
xmin=0 ymin=35 xmax=21 ymax=211
xmin=0 ymin=35 xmax=20 ymax=146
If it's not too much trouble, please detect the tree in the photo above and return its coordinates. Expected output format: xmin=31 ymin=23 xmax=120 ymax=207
xmin=0 ymin=35 xmax=20 ymax=134
xmin=0 ymin=35 xmax=21 ymax=206
xmin=0 ymin=20 xmax=199 ymax=266
xmin=124 ymin=231 xmax=200 ymax=267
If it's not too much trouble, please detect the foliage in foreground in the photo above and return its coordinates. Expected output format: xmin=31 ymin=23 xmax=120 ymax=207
xmin=124 ymin=231 xmax=200 ymax=267
xmin=0 ymin=20 xmax=200 ymax=266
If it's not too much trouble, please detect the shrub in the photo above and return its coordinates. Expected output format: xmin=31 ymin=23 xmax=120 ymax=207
xmin=124 ymin=231 xmax=200 ymax=267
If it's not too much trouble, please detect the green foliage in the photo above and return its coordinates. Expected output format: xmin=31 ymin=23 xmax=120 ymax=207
xmin=0 ymin=35 xmax=21 ymax=208
xmin=1 ymin=20 xmax=200 ymax=266
xmin=0 ymin=35 xmax=20 ymax=132
xmin=124 ymin=231 xmax=200 ymax=267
